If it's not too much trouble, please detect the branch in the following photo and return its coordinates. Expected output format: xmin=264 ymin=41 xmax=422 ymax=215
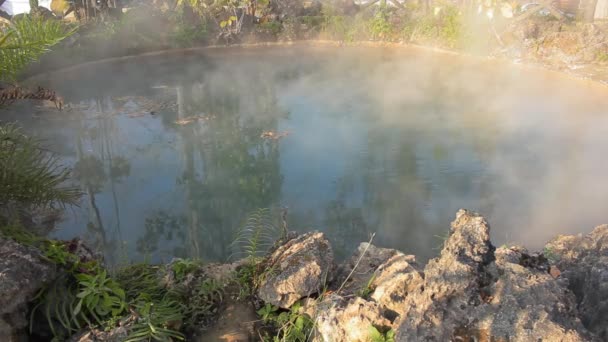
xmin=361 ymin=0 xmax=382 ymax=11
xmin=389 ymin=0 xmax=406 ymax=10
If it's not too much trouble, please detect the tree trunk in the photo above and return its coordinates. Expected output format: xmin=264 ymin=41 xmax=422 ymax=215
xmin=581 ymin=0 xmax=599 ymax=21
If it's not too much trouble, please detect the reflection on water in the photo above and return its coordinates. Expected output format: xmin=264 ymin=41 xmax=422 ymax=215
xmin=9 ymin=46 xmax=608 ymax=263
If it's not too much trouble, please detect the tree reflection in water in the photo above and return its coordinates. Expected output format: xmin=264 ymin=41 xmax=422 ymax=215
xmin=138 ymin=64 xmax=286 ymax=261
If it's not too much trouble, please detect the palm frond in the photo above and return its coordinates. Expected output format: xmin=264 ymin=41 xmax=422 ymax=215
xmin=0 ymin=16 xmax=76 ymax=82
xmin=0 ymin=123 xmax=81 ymax=209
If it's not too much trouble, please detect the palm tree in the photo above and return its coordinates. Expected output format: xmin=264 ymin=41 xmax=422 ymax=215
xmin=0 ymin=15 xmax=75 ymax=82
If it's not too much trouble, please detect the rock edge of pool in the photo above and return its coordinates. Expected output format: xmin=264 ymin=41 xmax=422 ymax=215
xmin=2 ymin=209 xmax=607 ymax=341
xmin=26 ymin=40 xmax=608 ymax=91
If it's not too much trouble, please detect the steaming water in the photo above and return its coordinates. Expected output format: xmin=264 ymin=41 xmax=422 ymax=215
xmin=10 ymin=45 xmax=608 ymax=263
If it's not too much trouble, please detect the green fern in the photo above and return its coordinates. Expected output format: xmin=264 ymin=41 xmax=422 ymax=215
xmin=0 ymin=16 xmax=76 ymax=82
xmin=230 ymin=208 xmax=281 ymax=261
xmin=0 ymin=123 xmax=81 ymax=209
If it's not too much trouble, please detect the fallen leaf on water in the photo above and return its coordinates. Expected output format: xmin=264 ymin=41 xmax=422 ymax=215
xmin=261 ymin=130 xmax=290 ymax=140
xmin=174 ymin=114 xmax=215 ymax=126
xmin=175 ymin=118 xmax=195 ymax=125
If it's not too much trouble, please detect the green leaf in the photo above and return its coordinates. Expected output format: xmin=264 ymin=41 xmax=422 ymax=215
xmin=76 ymin=290 xmax=89 ymax=299
xmin=73 ymin=299 xmax=82 ymax=316
xmin=368 ymin=326 xmax=384 ymax=342
xmin=295 ymin=316 xmax=304 ymax=330
xmin=0 ymin=32 xmax=14 ymax=47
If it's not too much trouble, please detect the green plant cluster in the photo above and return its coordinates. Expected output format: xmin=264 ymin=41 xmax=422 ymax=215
xmin=0 ymin=229 xmax=128 ymax=341
xmin=369 ymin=326 xmax=396 ymax=342
xmin=313 ymin=1 xmax=463 ymax=48
xmin=257 ymin=302 xmax=313 ymax=342
xmin=65 ymin=0 xmax=469 ymax=54
xmin=0 ymin=229 xmax=225 ymax=342
xmin=401 ymin=4 xmax=463 ymax=48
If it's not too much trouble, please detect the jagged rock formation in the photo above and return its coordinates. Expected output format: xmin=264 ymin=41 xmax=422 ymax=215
xmin=272 ymin=210 xmax=601 ymax=342
xmin=313 ymin=295 xmax=392 ymax=342
xmin=335 ymin=242 xmax=423 ymax=317
xmin=4 ymin=211 xmax=608 ymax=342
xmin=395 ymin=210 xmax=591 ymax=341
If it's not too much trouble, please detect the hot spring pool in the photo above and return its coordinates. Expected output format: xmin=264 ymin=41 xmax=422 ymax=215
xmin=9 ymin=45 xmax=608 ymax=263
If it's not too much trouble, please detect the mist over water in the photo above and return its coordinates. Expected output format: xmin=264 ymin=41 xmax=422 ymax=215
xmin=10 ymin=45 xmax=608 ymax=263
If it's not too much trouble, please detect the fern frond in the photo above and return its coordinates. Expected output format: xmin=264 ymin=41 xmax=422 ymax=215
xmin=230 ymin=208 xmax=281 ymax=260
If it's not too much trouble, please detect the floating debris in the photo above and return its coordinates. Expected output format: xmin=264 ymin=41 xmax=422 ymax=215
xmin=114 ymin=96 xmax=177 ymax=115
xmin=127 ymin=112 xmax=147 ymax=118
xmin=174 ymin=114 xmax=216 ymax=126
xmin=261 ymin=130 xmax=290 ymax=140
xmin=0 ymin=86 xmax=64 ymax=110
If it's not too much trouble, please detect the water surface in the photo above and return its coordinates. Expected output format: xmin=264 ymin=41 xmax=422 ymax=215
xmin=7 ymin=45 xmax=608 ymax=263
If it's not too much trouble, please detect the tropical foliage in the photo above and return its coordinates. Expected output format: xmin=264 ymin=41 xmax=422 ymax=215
xmin=0 ymin=16 xmax=75 ymax=82
xmin=257 ymin=301 xmax=314 ymax=342
xmin=0 ymin=124 xmax=80 ymax=210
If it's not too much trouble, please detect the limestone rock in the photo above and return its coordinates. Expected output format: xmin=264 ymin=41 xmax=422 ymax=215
xmin=545 ymin=225 xmax=608 ymax=340
xmin=258 ymin=232 xmax=333 ymax=308
xmin=0 ymin=236 xmax=56 ymax=340
xmin=395 ymin=209 xmax=593 ymax=341
xmin=370 ymin=252 xmax=423 ymax=317
xmin=313 ymin=295 xmax=391 ymax=342
xmin=336 ymin=242 xmax=404 ymax=295
xmin=336 ymin=243 xmax=423 ymax=317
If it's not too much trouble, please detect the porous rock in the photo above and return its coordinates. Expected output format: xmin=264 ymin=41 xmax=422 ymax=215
xmin=395 ymin=209 xmax=593 ymax=341
xmin=258 ymin=232 xmax=334 ymax=308
xmin=336 ymin=242 xmax=423 ymax=317
xmin=312 ymin=295 xmax=392 ymax=342
xmin=0 ymin=236 xmax=56 ymax=340
xmin=545 ymin=225 xmax=608 ymax=340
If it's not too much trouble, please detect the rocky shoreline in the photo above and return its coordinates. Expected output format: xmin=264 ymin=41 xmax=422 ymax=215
xmin=2 ymin=209 xmax=607 ymax=341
